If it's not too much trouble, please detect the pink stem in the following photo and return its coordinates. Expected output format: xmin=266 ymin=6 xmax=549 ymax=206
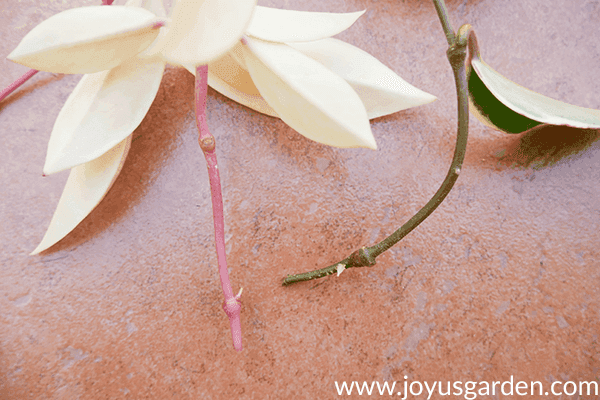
xmin=0 ymin=69 xmax=38 ymax=103
xmin=194 ymin=65 xmax=243 ymax=352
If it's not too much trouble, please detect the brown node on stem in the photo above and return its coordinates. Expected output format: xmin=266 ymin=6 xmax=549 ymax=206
xmin=199 ymin=136 xmax=216 ymax=152
xmin=348 ymin=246 xmax=377 ymax=268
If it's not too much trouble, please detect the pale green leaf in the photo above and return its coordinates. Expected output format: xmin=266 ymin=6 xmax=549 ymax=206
xmin=31 ymin=136 xmax=132 ymax=255
xmin=289 ymin=38 xmax=436 ymax=119
xmin=43 ymin=56 xmax=165 ymax=174
xmin=8 ymin=6 xmax=164 ymax=74
xmin=247 ymin=6 xmax=364 ymax=43
xmin=242 ymin=37 xmax=376 ymax=149
xmin=152 ymin=0 xmax=257 ymax=66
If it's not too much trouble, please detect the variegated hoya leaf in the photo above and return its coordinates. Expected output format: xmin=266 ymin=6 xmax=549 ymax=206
xmin=467 ymin=33 xmax=600 ymax=134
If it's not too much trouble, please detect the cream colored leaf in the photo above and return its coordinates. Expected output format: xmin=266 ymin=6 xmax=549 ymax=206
xmin=471 ymin=58 xmax=600 ymax=131
xmin=289 ymin=38 xmax=436 ymax=119
xmin=123 ymin=0 xmax=167 ymax=60
xmin=8 ymin=6 xmax=164 ymax=74
xmin=208 ymin=59 xmax=278 ymax=117
xmin=242 ymin=38 xmax=376 ymax=149
xmin=43 ymin=56 xmax=165 ymax=175
xmin=125 ymin=0 xmax=167 ymax=17
xmin=184 ymin=43 xmax=278 ymax=117
xmin=247 ymin=6 xmax=364 ymax=43
xmin=152 ymin=0 xmax=257 ymax=66
xmin=31 ymin=136 xmax=132 ymax=255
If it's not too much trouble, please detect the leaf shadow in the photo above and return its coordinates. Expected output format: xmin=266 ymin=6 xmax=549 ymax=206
xmin=497 ymin=124 xmax=600 ymax=169
xmin=209 ymin=88 xmax=352 ymax=187
xmin=36 ymin=66 xmax=196 ymax=255
xmin=0 ymin=72 xmax=65 ymax=110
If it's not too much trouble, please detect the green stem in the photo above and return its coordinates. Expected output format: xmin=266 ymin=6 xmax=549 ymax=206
xmin=282 ymin=0 xmax=471 ymax=286
xmin=432 ymin=0 xmax=456 ymax=45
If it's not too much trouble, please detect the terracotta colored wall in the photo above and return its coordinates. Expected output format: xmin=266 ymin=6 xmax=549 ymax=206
xmin=1 ymin=0 xmax=599 ymax=398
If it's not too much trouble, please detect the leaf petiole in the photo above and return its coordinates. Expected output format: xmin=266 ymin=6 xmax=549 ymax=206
xmin=0 ymin=69 xmax=38 ymax=103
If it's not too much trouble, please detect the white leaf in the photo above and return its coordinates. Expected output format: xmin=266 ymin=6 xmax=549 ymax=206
xmin=289 ymin=38 xmax=436 ymax=119
xmin=184 ymin=43 xmax=278 ymax=117
xmin=208 ymin=58 xmax=278 ymax=117
xmin=471 ymin=57 xmax=600 ymax=131
xmin=43 ymin=56 xmax=165 ymax=174
xmin=242 ymin=38 xmax=376 ymax=149
xmin=125 ymin=0 xmax=167 ymax=17
xmin=247 ymin=6 xmax=364 ymax=43
xmin=31 ymin=136 xmax=132 ymax=255
xmin=8 ymin=6 xmax=164 ymax=74
xmin=153 ymin=0 xmax=257 ymax=66
xmin=336 ymin=263 xmax=346 ymax=277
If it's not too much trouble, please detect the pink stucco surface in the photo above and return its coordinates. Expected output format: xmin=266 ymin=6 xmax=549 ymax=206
xmin=1 ymin=0 xmax=599 ymax=398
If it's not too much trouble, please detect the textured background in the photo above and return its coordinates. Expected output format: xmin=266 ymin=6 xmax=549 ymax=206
xmin=1 ymin=0 xmax=599 ymax=398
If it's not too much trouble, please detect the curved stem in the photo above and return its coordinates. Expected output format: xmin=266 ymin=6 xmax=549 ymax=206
xmin=195 ymin=65 xmax=243 ymax=351
xmin=368 ymin=66 xmax=468 ymax=259
xmin=0 ymin=69 xmax=38 ymax=103
xmin=282 ymin=0 xmax=470 ymax=286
